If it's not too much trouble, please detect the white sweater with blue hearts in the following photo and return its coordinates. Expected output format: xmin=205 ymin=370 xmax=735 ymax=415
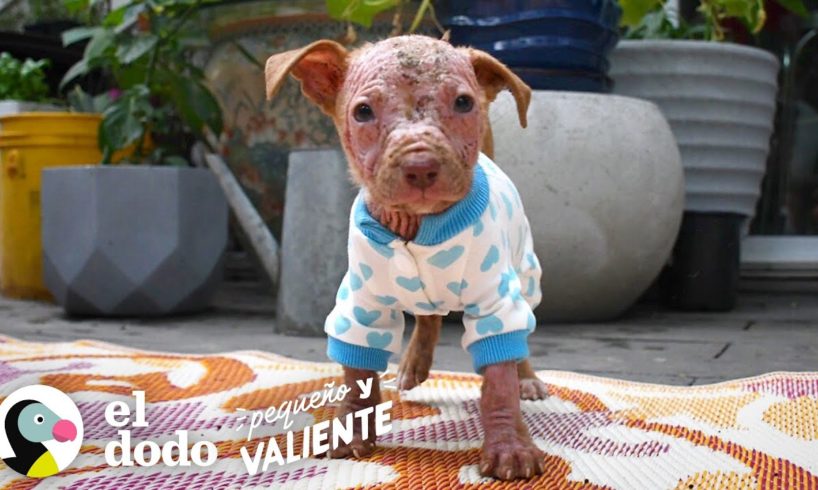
xmin=325 ymin=153 xmax=542 ymax=373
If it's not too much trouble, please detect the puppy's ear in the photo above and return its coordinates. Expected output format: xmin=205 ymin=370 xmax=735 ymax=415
xmin=466 ymin=48 xmax=531 ymax=128
xmin=265 ymin=40 xmax=349 ymax=116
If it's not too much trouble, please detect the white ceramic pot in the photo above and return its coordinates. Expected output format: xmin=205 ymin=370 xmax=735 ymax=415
xmin=490 ymin=91 xmax=684 ymax=321
xmin=609 ymin=40 xmax=779 ymax=218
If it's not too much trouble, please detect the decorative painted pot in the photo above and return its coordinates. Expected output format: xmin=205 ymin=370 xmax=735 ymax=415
xmin=609 ymin=40 xmax=780 ymax=219
xmin=199 ymin=1 xmax=397 ymax=238
xmin=490 ymin=91 xmax=684 ymax=321
xmin=41 ymin=166 xmax=228 ymax=316
xmin=436 ymin=0 xmax=621 ymax=92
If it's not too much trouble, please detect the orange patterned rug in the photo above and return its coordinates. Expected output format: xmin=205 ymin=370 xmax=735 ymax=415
xmin=0 ymin=335 xmax=816 ymax=489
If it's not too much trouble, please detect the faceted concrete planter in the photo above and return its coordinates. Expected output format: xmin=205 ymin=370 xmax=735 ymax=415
xmin=277 ymin=149 xmax=356 ymax=336
xmin=41 ymin=166 xmax=228 ymax=316
xmin=490 ymin=91 xmax=684 ymax=321
xmin=609 ymin=40 xmax=779 ymax=218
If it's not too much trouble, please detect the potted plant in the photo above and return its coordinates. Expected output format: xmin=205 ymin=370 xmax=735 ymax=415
xmin=0 ymin=52 xmax=104 ymax=300
xmin=0 ymin=52 xmax=57 ymax=114
xmin=609 ymin=0 xmax=809 ymax=311
xmin=38 ymin=0 xmax=228 ymax=316
xmin=435 ymin=0 xmax=622 ymax=93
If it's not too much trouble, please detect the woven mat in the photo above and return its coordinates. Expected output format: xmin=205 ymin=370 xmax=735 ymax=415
xmin=0 ymin=336 xmax=816 ymax=489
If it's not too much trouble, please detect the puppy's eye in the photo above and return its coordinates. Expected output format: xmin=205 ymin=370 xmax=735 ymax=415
xmin=454 ymin=95 xmax=474 ymax=113
xmin=353 ymin=103 xmax=375 ymax=122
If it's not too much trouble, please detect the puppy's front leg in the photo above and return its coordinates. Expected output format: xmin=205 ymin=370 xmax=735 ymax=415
xmin=327 ymin=366 xmax=381 ymax=459
xmin=397 ymin=315 xmax=442 ymax=391
xmin=480 ymin=361 xmax=545 ymax=480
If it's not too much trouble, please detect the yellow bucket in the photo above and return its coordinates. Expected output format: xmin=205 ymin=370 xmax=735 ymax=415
xmin=0 ymin=112 xmax=102 ymax=300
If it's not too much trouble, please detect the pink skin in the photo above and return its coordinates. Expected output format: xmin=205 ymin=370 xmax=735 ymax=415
xmin=339 ymin=37 xmax=484 ymax=217
xmin=52 ymin=419 xmax=77 ymax=442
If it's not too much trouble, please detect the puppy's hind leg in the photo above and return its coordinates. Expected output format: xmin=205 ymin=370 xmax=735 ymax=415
xmin=517 ymin=359 xmax=549 ymax=400
xmin=397 ymin=315 xmax=442 ymax=391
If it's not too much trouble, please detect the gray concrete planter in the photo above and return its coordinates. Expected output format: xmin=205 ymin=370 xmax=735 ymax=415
xmin=490 ymin=91 xmax=684 ymax=321
xmin=276 ymin=149 xmax=356 ymax=336
xmin=41 ymin=166 xmax=228 ymax=316
xmin=609 ymin=40 xmax=779 ymax=218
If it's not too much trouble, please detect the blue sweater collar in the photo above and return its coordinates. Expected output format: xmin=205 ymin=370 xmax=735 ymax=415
xmin=354 ymin=160 xmax=489 ymax=246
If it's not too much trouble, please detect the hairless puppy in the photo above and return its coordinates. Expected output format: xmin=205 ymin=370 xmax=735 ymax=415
xmin=266 ymin=35 xmax=548 ymax=481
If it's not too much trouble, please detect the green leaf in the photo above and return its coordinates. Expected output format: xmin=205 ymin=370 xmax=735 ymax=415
xmin=62 ymin=26 xmax=100 ymax=46
xmin=777 ymin=0 xmax=810 ymax=17
xmin=619 ymin=0 xmax=664 ymax=27
xmin=168 ymin=75 xmax=223 ymax=137
xmin=84 ymin=28 xmax=116 ymax=60
xmin=163 ymin=155 xmax=189 ymax=167
xmin=98 ymin=88 xmax=151 ymax=160
xmin=326 ymin=0 xmax=399 ymax=27
xmin=116 ymin=35 xmax=158 ymax=64
xmin=60 ymin=59 xmax=89 ymax=89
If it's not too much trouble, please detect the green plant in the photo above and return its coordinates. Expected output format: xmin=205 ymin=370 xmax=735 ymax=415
xmin=0 ymin=52 xmax=51 ymax=102
xmin=326 ymin=0 xmax=442 ymax=33
xmin=60 ymin=0 xmax=222 ymax=165
xmin=621 ymin=0 xmax=809 ymax=41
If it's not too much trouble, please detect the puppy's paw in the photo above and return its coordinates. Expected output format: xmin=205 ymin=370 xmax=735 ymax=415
xmin=396 ymin=354 xmax=432 ymax=391
xmin=479 ymin=434 xmax=545 ymax=481
xmin=519 ymin=377 xmax=549 ymax=400
xmin=327 ymin=435 xmax=376 ymax=459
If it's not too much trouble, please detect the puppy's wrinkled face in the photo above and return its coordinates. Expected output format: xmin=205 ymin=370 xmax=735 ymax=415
xmin=339 ymin=37 xmax=483 ymax=215
xmin=265 ymin=35 xmax=530 ymax=216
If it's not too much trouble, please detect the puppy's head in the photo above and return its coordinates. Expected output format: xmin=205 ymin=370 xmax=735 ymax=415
xmin=266 ymin=35 xmax=530 ymax=215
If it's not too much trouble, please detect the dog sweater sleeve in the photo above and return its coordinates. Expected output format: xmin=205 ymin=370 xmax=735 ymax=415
xmin=457 ymin=183 xmax=538 ymax=373
xmin=324 ymin=229 xmax=405 ymax=372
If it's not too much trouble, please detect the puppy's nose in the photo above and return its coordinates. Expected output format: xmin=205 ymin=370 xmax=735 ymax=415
xmin=402 ymin=161 xmax=440 ymax=189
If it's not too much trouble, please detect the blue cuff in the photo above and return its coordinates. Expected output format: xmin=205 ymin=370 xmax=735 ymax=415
xmin=467 ymin=330 xmax=530 ymax=373
xmin=327 ymin=337 xmax=392 ymax=371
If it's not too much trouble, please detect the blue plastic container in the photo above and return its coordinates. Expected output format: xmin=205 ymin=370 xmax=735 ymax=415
xmin=437 ymin=0 xmax=622 ymax=92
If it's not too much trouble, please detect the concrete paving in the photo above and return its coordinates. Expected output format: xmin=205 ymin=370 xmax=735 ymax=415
xmin=1 ymin=281 xmax=816 ymax=386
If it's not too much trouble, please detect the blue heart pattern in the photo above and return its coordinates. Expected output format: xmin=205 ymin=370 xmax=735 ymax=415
xmin=415 ymin=300 xmax=444 ymax=311
xmin=498 ymin=270 xmax=513 ymax=297
xmin=427 ymin=245 xmax=464 ymax=269
xmin=475 ymin=315 xmax=504 ymax=335
xmin=501 ymin=192 xmax=514 ymax=219
xmin=337 ymin=283 xmax=349 ymax=301
xmin=366 ymin=331 xmax=393 ymax=349
xmin=375 ymin=295 xmax=398 ymax=306
xmin=360 ymin=263 xmax=373 ymax=280
xmin=353 ymin=306 xmax=381 ymax=326
xmin=526 ymin=277 xmax=537 ymax=298
xmin=527 ymin=310 xmax=536 ymax=331
xmin=396 ymin=276 xmax=423 ymax=292
xmin=473 ymin=219 xmax=484 ymax=237
xmin=489 ymin=201 xmax=498 ymax=221
xmin=335 ymin=315 xmax=352 ymax=335
xmin=447 ymin=279 xmax=468 ymax=295
xmin=368 ymin=238 xmax=394 ymax=258
xmin=464 ymin=303 xmax=480 ymax=316
xmin=349 ymin=272 xmax=363 ymax=291
xmin=481 ymin=245 xmax=500 ymax=272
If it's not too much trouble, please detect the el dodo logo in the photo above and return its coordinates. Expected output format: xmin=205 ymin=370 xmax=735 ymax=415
xmin=0 ymin=385 xmax=83 ymax=478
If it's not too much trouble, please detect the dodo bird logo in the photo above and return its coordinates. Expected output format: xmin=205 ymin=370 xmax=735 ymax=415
xmin=0 ymin=385 xmax=83 ymax=478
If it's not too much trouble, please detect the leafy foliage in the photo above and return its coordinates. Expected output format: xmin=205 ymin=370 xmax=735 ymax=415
xmin=326 ymin=0 xmax=440 ymax=33
xmin=621 ymin=0 xmax=810 ymax=41
xmin=0 ymin=52 xmax=51 ymax=102
xmin=61 ymin=0 xmax=223 ymax=165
